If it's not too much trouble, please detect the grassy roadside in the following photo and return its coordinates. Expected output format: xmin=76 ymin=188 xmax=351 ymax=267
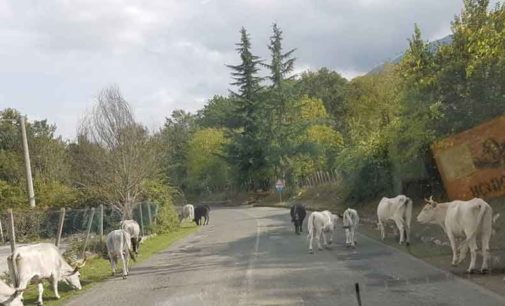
xmin=22 ymin=223 xmax=199 ymax=305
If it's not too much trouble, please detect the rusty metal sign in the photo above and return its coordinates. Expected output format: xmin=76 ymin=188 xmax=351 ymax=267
xmin=432 ymin=116 xmax=505 ymax=200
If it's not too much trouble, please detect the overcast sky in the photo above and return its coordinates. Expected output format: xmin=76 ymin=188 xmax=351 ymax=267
xmin=0 ymin=0 xmax=469 ymax=140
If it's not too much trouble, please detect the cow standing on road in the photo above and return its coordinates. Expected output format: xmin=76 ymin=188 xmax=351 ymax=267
xmin=120 ymin=219 xmax=142 ymax=254
xmin=106 ymin=229 xmax=136 ymax=279
xmin=342 ymin=208 xmax=359 ymax=248
xmin=194 ymin=205 xmax=210 ymax=226
xmin=8 ymin=243 xmax=84 ymax=305
xmin=417 ymin=196 xmax=493 ymax=273
xmin=307 ymin=210 xmax=339 ymax=253
xmin=179 ymin=204 xmax=195 ymax=223
xmin=290 ymin=204 xmax=306 ymax=235
xmin=377 ymin=195 xmax=413 ymax=245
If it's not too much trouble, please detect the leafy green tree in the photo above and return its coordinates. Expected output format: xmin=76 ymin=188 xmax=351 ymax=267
xmin=296 ymin=68 xmax=348 ymax=130
xmin=160 ymin=110 xmax=198 ymax=189
xmin=186 ymin=128 xmax=230 ymax=192
xmin=197 ymin=95 xmax=238 ymax=129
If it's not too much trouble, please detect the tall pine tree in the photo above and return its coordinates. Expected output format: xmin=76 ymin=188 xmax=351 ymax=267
xmin=225 ymin=27 xmax=268 ymax=190
xmin=263 ymin=23 xmax=297 ymax=181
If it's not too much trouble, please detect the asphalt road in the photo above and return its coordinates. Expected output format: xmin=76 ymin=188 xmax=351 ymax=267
xmin=65 ymin=207 xmax=505 ymax=306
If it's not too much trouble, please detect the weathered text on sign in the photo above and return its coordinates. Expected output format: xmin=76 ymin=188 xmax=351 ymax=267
xmin=432 ymin=116 xmax=505 ymax=200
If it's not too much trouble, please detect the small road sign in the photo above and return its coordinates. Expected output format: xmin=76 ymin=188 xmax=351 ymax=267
xmin=275 ymin=179 xmax=285 ymax=191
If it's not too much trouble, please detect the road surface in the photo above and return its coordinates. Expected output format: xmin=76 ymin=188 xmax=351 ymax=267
xmin=66 ymin=207 xmax=505 ymax=306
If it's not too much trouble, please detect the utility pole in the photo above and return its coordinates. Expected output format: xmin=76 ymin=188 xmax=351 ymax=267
xmin=20 ymin=116 xmax=35 ymax=208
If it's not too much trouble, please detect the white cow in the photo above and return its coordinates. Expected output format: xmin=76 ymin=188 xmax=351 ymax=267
xmin=417 ymin=196 xmax=493 ymax=273
xmin=179 ymin=204 xmax=195 ymax=223
xmin=0 ymin=280 xmax=23 ymax=306
xmin=342 ymin=208 xmax=359 ymax=247
xmin=106 ymin=229 xmax=136 ymax=279
xmin=8 ymin=243 xmax=83 ymax=305
xmin=120 ymin=219 xmax=142 ymax=254
xmin=377 ymin=195 xmax=413 ymax=245
xmin=307 ymin=210 xmax=339 ymax=253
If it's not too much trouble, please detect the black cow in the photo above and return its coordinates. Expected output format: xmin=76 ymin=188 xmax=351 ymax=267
xmin=290 ymin=204 xmax=306 ymax=234
xmin=194 ymin=205 xmax=210 ymax=226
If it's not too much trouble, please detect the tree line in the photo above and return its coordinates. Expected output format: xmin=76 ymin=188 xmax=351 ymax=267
xmin=1 ymin=0 xmax=504 ymax=214
xmin=163 ymin=0 xmax=505 ymax=202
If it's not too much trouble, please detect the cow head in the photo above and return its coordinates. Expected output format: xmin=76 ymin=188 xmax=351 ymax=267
xmin=416 ymin=196 xmax=438 ymax=224
xmin=65 ymin=258 xmax=86 ymax=290
xmin=131 ymin=236 xmax=143 ymax=254
xmin=0 ymin=289 xmax=24 ymax=306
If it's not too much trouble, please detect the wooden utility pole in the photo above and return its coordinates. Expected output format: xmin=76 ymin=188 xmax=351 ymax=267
xmin=20 ymin=116 xmax=35 ymax=208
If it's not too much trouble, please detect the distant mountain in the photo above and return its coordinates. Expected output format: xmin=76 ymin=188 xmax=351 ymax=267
xmin=367 ymin=35 xmax=453 ymax=75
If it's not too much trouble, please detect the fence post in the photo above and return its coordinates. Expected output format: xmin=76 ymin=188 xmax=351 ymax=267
xmin=153 ymin=204 xmax=158 ymax=225
xmin=82 ymin=207 xmax=95 ymax=259
xmin=99 ymin=204 xmax=104 ymax=242
xmin=55 ymin=208 xmax=66 ymax=248
xmin=147 ymin=202 xmax=152 ymax=229
xmin=7 ymin=209 xmax=16 ymax=253
xmin=139 ymin=203 xmax=145 ymax=236
xmin=0 ymin=218 xmax=4 ymax=244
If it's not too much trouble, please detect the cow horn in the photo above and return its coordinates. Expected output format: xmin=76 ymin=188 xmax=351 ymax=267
xmin=429 ymin=195 xmax=434 ymax=202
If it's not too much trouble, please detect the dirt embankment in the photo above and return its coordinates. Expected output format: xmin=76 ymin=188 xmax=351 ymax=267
xmin=249 ymin=183 xmax=505 ymax=297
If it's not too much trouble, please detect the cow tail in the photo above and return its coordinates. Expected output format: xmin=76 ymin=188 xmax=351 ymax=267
xmin=459 ymin=201 xmax=489 ymax=251
xmin=307 ymin=213 xmax=315 ymax=240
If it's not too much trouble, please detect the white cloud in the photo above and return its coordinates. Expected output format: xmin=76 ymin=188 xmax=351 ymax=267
xmin=1 ymin=0 xmax=468 ymax=139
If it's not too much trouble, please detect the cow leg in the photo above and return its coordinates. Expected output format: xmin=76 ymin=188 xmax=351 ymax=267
xmin=345 ymin=228 xmax=350 ymax=246
xmin=447 ymin=231 xmax=458 ymax=266
xmin=37 ymin=282 xmax=44 ymax=305
xmin=467 ymin=239 xmax=478 ymax=273
xmin=378 ymin=221 xmax=385 ymax=240
xmin=481 ymin=234 xmax=491 ymax=273
xmin=125 ymin=250 xmax=130 ymax=276
xmin=320 ymin=230 xmax=327 ymax=249
xmin=458 ymin=243 xmax=469 ymax=264
xmin=120 ymin=252 xmax=127 ymax=279
xmin=393 ymin=218 xmax=405 ymax=244
xmin=52 ymin=275 xmax=60 ymax=299
xmin=350 ymin=228 xmax=356 ymax=247
xmin=308 ymin=231 xmax=314 ymax=253
xmin=109 ymin=254 xmax=116 ymax=275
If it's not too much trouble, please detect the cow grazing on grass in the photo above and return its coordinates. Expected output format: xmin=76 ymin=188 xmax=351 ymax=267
xmin=120 ymin=219 xmax=142 ymax=254
xmin=343 ymin=208 xmax=359 ymax=247
xmin=417 ymin=196 xmax=493 ymax=273
xmin=377 ymin=195 xmax=413 ymax=245
xmin=179 ymin=204 xmax=195 ymax=223
xmin=290 ymin=204 xmax=306 ymax=235
xmin=8 ymin=243 xmax=84 ymax=305
xmin=194 ymin=205 xmax=210 ymax=226
xmin=106 ymin=229 xmax=136 ymax=279
xmin=307 ymin=210 xmax=339 ymax=253
xmin=0 ymin=280 xmax=23 ymax=306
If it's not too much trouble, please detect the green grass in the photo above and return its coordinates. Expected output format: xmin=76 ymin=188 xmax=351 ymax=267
xmin=22 ymin=224 xmax=198 ymax=305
